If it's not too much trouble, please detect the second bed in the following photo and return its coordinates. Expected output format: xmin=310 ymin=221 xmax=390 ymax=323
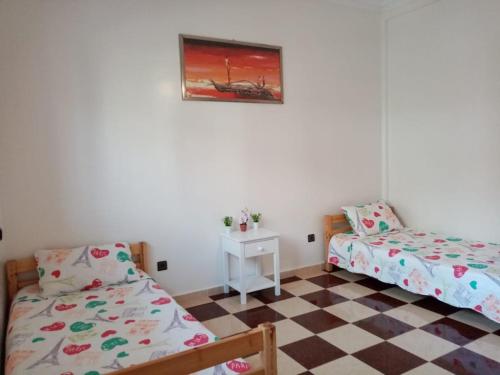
xmin=324 ymin=215 xmax=500 ymax=323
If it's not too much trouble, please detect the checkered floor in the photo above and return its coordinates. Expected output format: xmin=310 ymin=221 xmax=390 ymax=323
xmin=178 ymin=266 xmax=500 ymax=375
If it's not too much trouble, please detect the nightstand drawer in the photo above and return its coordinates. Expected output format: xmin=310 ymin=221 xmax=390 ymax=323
xmin=244 ymin=238 xmax=278 ymax=258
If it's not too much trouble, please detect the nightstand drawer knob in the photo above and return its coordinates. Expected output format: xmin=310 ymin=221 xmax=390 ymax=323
xmin=258 ymin=246 xmax=265 ymax=251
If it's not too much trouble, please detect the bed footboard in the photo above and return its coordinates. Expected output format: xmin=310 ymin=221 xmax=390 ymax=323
xmin=111 ymin=322 xmax=277 ymax=375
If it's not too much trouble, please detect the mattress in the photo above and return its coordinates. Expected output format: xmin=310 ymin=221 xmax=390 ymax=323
xmin=5 ymin=274 xmax=249 ymax=375
xmin=329 ymin=228 xmax=500 ymax=323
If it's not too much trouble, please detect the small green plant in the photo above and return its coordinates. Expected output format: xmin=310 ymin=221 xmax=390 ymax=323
xmin=223 ymin=216 xmax=233 ymax=227
xmin=251 ymin=213 xmax=262 ymax=223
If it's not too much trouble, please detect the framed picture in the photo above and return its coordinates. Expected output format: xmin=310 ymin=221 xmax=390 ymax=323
xmin=179 ymin=34 xmax=283 ymax=104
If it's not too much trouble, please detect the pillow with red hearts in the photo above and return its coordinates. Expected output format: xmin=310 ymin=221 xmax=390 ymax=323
xmin=35 ymin=243 xmax=140 ymax=297
xmin=341 ymin=201 xmax=402 ymax=237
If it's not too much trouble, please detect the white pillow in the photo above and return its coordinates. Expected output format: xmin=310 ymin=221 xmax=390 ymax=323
xmin=342 ymin=201 xmax=402 ymax=237
xmin=36 ymin=242 xmax=140 ymax=296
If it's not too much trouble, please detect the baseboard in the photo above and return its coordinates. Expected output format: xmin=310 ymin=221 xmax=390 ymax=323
xmin=173 ymin=262 xmax=324 ymax=300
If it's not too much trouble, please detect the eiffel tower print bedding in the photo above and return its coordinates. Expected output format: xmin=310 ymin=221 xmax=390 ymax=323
xmin=5 ymin=271 xmax=250 ymax=374
xmin=328 ymin=228 xmax=500 ymax=323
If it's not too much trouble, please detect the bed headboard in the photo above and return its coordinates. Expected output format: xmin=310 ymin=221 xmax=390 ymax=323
xmin=5 ymin=242 xmax=149 ymax=305
xmin=323 ymin=214 xmax=351 ymax=271
xmin=323 ymin=206 xmax=398 ymax=271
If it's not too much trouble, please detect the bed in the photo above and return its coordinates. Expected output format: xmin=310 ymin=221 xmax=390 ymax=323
xmin=5 ymin=242 xmax=277 ymax=375
xmin=324 ymin=214 xmax=500 ymax=323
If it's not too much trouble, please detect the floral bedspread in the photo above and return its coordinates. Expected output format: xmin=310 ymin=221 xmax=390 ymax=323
xmin=5 ymin=274 xmax=250 ymax=375
xmin=329 ymin=228 xmax=500 ymax=323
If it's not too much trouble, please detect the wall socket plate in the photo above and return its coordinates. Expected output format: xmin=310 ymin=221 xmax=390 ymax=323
xmin=307 ymin=234 xmax=315 ymax=242
xmin=157 ymin=260 xmax=168 ymax=271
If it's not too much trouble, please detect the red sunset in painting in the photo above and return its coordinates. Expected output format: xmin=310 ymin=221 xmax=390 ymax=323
xmin=181 ymin=36 xmax=283 ymax=103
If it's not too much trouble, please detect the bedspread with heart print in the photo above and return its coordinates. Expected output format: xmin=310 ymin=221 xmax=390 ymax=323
xmin=5 ymin=275 xmax=250 ymax=375
xmin=329 ymin=228 xmax=500 ymax=323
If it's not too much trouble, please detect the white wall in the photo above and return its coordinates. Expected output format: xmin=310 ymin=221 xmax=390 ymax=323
xmin=385 ymin=0 xmax=500 ymax=242
xmin=0 ymin=0 xmax=381 ymax=296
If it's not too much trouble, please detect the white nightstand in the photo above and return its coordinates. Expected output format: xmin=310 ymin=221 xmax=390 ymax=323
xmin=220 ymin=228 xmax=280 ymax=304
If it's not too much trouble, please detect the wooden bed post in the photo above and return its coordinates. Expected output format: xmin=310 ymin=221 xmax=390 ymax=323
xmin=259 ymin=323 xmax=277 ymax=375
xmin=323 ymin=215 xmax=334 ymax=272
xmin=6 ymin=260 xmax=19 ymax=304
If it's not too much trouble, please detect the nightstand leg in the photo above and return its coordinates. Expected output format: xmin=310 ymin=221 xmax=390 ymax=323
xmin=273 ymin=251 xmax=280 ymax=296
xmin=223 ymin=251 xmax=229 ymax=294
xmin=239 ymin=256 xmax=247 ymax=304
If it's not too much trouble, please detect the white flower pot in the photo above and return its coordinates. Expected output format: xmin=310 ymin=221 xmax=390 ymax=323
xmin=253 ymin=222 xmax=259 ymax=230
xmin=224 ymin=226 xmax=232 ymax=234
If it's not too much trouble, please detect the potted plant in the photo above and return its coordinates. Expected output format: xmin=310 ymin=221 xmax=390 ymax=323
xmin=251 ymin=212 xmax=262 ymax=230
xmin=222 ymin=216 xmax=233 ymax=233
xmin=239 ymin=208 xmax=249 ymax=232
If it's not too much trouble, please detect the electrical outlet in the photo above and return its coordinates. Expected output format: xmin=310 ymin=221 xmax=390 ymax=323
xmin=157 ymin=260 xmax=168 ymax=271
xmin=307 ymin=234 xmax=315 ymax=243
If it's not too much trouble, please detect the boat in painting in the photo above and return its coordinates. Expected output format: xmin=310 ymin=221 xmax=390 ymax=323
xmin=209 ymin=57 xmax=275 ymax=100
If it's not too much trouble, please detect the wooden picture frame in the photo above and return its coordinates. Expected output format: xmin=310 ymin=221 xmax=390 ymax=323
xmin=179 ymin=34 xmax=283 ymax=104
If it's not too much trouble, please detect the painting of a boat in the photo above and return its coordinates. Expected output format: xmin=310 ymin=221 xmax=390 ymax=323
xmin=180 ymin=35 xmax=283 ymax=103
